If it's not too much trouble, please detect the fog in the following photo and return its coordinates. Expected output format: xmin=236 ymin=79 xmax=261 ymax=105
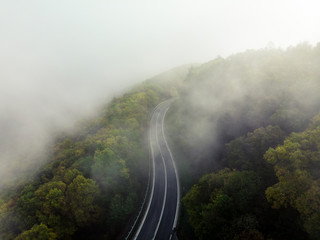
xmin=0 ymin=0 xmax=319 ymax=187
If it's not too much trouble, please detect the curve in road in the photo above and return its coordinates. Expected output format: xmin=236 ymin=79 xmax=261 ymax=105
xmin=134 ymin=99 xmax=180 ymax=240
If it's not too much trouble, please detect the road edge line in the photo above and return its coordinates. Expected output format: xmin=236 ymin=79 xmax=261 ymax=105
xmin=152 ymin=103 xmax=168 ymax=240
xmin=163 ymin=101 xmax=181 ymax=236
xmin=132 ymin=103 xmax=161 ymax=239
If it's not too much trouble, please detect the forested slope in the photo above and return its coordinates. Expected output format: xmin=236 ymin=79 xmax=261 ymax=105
xmin=1 ymin=43 xmax=320 ymax=240
xmin=165 ymin=43 xmax=320 ymax=239
xmin=0 ymin=66 xmax=186 ymax=240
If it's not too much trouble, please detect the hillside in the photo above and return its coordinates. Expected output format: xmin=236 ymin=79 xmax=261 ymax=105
xmin=0 ymin=67 xmax=186 ymax=240
xmin=1 ymin=43 xmax=320 ymax=240
xmin=165 ymin=43 xmax=320 ymax=239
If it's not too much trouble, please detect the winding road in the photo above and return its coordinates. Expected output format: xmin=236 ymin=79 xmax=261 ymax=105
xmin=134 ymin=99 xmax=180 ymax=240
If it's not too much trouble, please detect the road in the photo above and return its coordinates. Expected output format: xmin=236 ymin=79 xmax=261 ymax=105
xmin=134 ymin=99 xmax=180 ymax=240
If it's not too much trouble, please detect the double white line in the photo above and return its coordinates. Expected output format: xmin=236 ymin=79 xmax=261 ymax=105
xmin=133 ymin=100 xmax=180 ymax=240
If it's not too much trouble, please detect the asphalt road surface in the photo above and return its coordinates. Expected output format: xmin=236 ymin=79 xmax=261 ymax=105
xmin=134 ymin=99 xmax=180 ymax=240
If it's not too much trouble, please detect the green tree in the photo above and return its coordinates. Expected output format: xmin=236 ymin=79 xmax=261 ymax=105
xmin=183 ymin=169 xmax=261 ymax=239
xmin=66 ymin=175 xmax=100 ymax=227
xmin=265 ymin=124 xmax=320 ymax=239
xmin=15 ymin=223 xmax=56 ymax=240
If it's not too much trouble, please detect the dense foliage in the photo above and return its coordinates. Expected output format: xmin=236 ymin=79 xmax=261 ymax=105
xmin=1 ymin=43 xmax=320 ymax=239
xmin=183 ymin=169 xmax=263 ymax=239
xmin=166 ymin=43 xmax=320 ymax=239
xmin=265 ymin=117 xmax=320 ymax=239
xmin=0 ymin=80 xmax=177 ymax=239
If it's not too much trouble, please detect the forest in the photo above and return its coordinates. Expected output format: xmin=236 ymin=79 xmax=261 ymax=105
xmin=0 ymin=78 xmax=176 ymax=239
xmin=1 ymin=43 xmax=320 ymax=239
xmin=166 ymin=43 xmax=320 ymax=239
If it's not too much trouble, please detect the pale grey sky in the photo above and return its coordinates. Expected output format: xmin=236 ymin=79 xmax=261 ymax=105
xmin=1 ymin=0 xmax=319 ymax=90
xmin=0 ymin=0 xmax=319 ymax=184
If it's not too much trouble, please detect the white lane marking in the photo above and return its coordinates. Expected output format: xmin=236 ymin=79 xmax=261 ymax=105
xmin=126 ymin=108 xmax=158 ymax=239
xmin=152 ymin=103 xmax=168 ymax=240
xmin=133 ymin=105 xmax=161 ymax=239
xmin=162 ymin=104 xmax=181 ymax=239
xmin=133 ymin=99 xmax=178 ymax=240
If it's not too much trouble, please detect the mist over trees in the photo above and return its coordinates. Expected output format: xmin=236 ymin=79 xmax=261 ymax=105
xmin=0 ymin=66 xmax=185 ymax=239
xmin=1 ymin=43 xmax=320 ymax=239
xmin=0 ymin=1 xmax=320 ymax=239
xmin=0 ymin=87 xmax=159 ymax=239
xmin=166 ymin=43 xmax=320 ymax=239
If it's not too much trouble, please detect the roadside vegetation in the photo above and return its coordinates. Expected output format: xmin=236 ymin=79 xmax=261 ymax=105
xmin=0 ymin=77 xmax=179 ymax=239
xmin=1 ymin=43 xmax=320 ymax=239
